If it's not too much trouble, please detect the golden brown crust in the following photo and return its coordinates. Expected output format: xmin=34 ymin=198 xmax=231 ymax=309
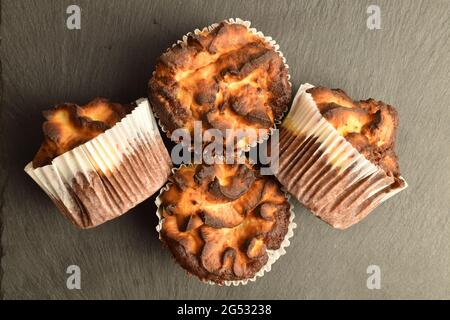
xmin=149 ymin=22 xmax=291 ymax=148
xmin=159 ymin=162 xmax=290 ymax=284
xmin=307 ymin=87 xmax=401 ymax=178
xmin=32 ymin=98 xmax=133 ymax=168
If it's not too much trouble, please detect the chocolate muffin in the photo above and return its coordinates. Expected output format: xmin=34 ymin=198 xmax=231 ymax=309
xmin=156 ymin=162 xmax=293 ymax=285
xmin=149 ymin=19 xmax=291 ymax=150
xmin=277 ymin=84 xmax=407 ymax=229
xmin=25 ymin=98 xmax=172 ymax=228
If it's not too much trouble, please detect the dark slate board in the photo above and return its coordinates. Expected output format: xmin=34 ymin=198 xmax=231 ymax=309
xmin=1 ymin=0 xmax=449 ymax=299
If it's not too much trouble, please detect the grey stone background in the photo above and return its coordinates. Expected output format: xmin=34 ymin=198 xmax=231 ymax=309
xmin=1 ymin=0 xmax=449 ymax=299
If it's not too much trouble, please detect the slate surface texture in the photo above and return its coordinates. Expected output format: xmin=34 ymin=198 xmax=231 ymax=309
xmin=1 ymin=0 xmax=449 ymax=299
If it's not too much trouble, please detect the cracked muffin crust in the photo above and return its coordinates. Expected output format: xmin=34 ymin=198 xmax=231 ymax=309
xmin=32 ymin=98 xmax=133 ymax=168
xmin=307 ymin=87 xmax=402 ymax=181
xmin=158 ymin=162 xmax=291 ymax=284
xmin=149 ymin=21 xmax=291 ymax=149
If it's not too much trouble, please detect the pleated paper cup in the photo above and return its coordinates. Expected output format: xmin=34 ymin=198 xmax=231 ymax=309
xmin=151 ymin=18 xmax=291 ymax=152
xmin=25 ymin=98 xmax=172 ymax=229
xmin=155 ymin=164 xmax=297 ymax=286
xmin=277 ymin=84 xmax=407 ymax=229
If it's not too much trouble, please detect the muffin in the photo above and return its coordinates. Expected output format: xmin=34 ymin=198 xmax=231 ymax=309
xmin=149 ymin=18 xmax=291 ymax=150
xmin=277 ymin=84 xmax=407 ymax=229
xmin=25 ymin=98 xmax=172 ymax=228
xmin=156 ymin=162 xmax=295 ymax=285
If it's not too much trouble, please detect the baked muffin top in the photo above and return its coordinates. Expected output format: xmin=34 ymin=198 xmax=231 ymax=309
xmin=307 ymin=87 xmax=401 ymax=179
xmin=32 ymin=98 xmax=132 ymax=168
xmin=149 ymin=22 xmax=291 ymax=149
xmin=158 ymin=162 xmax=291 ymax=284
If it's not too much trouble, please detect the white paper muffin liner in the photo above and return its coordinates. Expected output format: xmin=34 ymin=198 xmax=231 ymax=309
xmin=277 ymin=84 xmax=407 ymax=229
xmin=155 ymin=164 xmax=297 ymax=286
xmin=150 ymin=18 xmax=292 ymax=152
xmin=25 ymin=98 xmax=172 ymax=229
